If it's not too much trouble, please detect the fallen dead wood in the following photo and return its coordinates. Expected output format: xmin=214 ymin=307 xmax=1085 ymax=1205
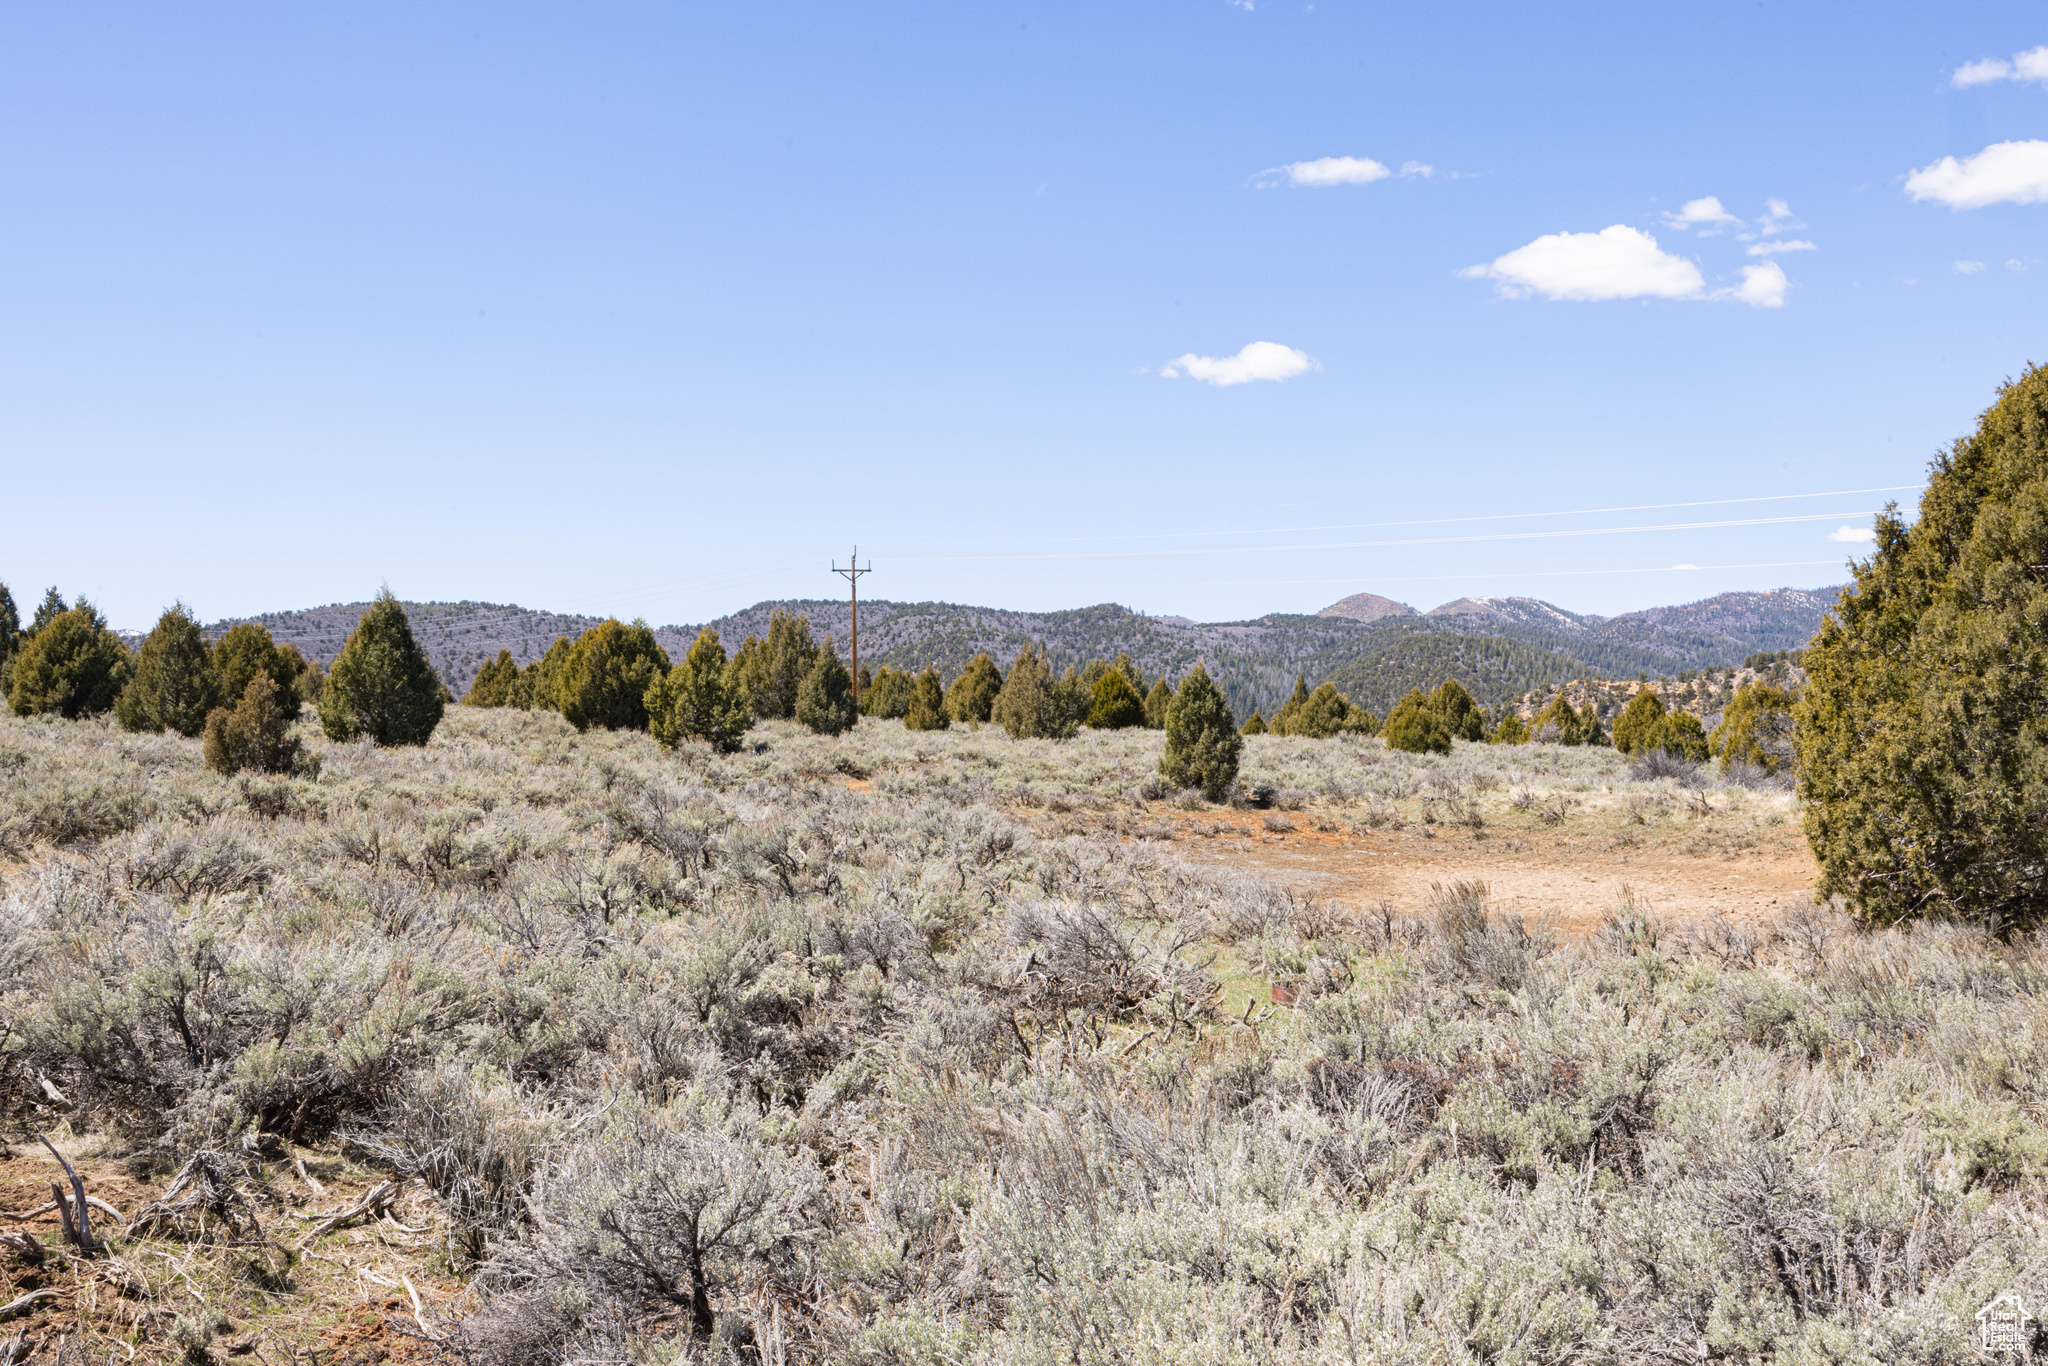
xmin=0 ymin=1205 xmax=55 ymax=1224
xmin=293 ymin=1180 xmax=401 ymax=1252
xmin=37 ymin=1135 xmax=93 ymax=1254
xmin=0 ymin=1289 xmax=59 ymax=1320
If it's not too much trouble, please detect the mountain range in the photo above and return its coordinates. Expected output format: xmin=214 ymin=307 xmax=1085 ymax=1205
xmin=215 ymin=585 xmax=1847 ymax=722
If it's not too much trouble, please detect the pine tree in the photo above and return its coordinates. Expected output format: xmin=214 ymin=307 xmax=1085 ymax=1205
xmin=1270 ymin=673 xmax=1312 ymax=736
xmin=319 ymin=591 xmax=445 ymax=746
xmin=1382 ymin=688 xmax=1451 ymax=755
xmin=1086 ymin=668 xmax=1146 ymax=729
xmin=8 ymin=601 xmax=128 ymax=719
xmin=1431 ymin=680 xmax=1486 ymax=742
xmin=118 ymin=603 xmax=222 ymax=736
xmin=1158 ymin=663 xmax=1240 ymax=800
xmin=904 ymin=666 xmax=950 ymax=731
xmin=992 ymin=644 xmax=1081 ymax=740
xmin=648 ymin=628 xmax=753 ymax=753
xmin=557 ymin=619 xmax=671 ymax=732
xmin=465 ymin=650 xmax=519 ymax=707
xmin=1611 ymin=689 xmax=1668 ymax=756
xmin=203 ymin=673 xmax=303 ymax=776
xmin=213 ymin=623 xmax=303 ymax=722
xmin=1242 ymin=711 xmax=1268 ymax=735
xmin=945 ymin=654 xmax=1003 ymax=724
xmin=1143 ymin=678 xmax=1174 ymax=729
xmin=795 ymin=642 xmax=858 ymax=735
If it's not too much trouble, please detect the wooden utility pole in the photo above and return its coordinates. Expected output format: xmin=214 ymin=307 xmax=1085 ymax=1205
xmin=833 ymin=546 xmax=871 ymax=704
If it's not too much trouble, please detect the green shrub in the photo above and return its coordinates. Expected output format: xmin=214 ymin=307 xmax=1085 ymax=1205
xmin=862 ymin=666 xmax=914 ymax=719
xmin=8 ymin=602 xmax=128 ymax=719
xmin=1712 ymin=683 xmax=1793 ymax=772
xmin=213 ymin=622 xmax=303 ymax=722
xmin=117 ymin=603 xmax=222 ymax=736
xmin=557 ymin=619 xmax=671 ymax=732
xmin=992 ymin=644 xmax=1082 ymax=740
xmin=465 ymin=650 xmax=520 ymax=707
xmin=203 ymin=674 xmax=304 ymax=776
xmin=319 ymin=591 xmax=446 ymax=746
xmin=1142 ymin=678 xmax=1173 ymax=730
xmin=1431 ymin=680 xmax=1486 ymax=742
xmin=946 ymin=653 xmax=1003 ymax=724
xmin=734 ymin=611 xmax=819 ymax=720
xmin=904 ymin=667 xmax=950 ymax=731
xmin=1611 ymin=690 xmax=1667 ymax=755
xmin=1382 ymin=688 xmax=1451 ymax=754
xmin=1086 ymin=669 xmax=1145 ymax=730
xmin=796 ymin=644 xmax=858 ymax=736
xmin=1159 ymin=664 xmax=1240 ymax=800
xmin=648 ymin=629 xmax=753 ymax=753
xmin=1241 ymin=711 xmax=1267 ymax=735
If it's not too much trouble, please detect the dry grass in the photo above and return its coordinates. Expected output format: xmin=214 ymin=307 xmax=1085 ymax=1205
xmin=0 ymin=709 xmax=2040 ymax=1363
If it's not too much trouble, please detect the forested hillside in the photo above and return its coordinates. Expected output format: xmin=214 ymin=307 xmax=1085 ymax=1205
xmin=217 ymin=585 xmax=1846 ymax=718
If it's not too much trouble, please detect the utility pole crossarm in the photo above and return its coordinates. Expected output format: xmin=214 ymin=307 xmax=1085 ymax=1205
xmin=832 ymin=545 xmax=872 ymax=705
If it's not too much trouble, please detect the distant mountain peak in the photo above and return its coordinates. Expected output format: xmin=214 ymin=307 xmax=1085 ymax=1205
xmin=1426 ymin=596 xmax=1593 ymax=632
xmin=1317 ymin=593 xmax=1417 ymax=623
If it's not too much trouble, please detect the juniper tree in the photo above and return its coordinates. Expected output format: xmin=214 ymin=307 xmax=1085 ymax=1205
xmin=945 ymin=653 xmax=1003 ymax=724
xmin=1711 ymin=683 xmax=1794 ymax=773
xmin=1492 ymin=712 xmax=1530 ymax=745
xmin=515 ymin=637 xmax=572 ymax=711
xmin=1158 ymin=663 xmax=1239 ymax=800
xmin=1580 ymin=701 xmax=1608 ymax=747
xmin=1086 ymin=668 xmax=1145 ymax=730
xmin=992 ymin=644 xmax=1081 ymax=740
xmin=739 ymin=611 xmax=820 ymax=721
xmin=1431 ymin=680 xmax=1486 ymax=743
xmin=1241 ymin=711 xmax=1267 ymax=735
xmin=1270 ymin=673 xmax=1312 ymax=736
xmin=117 ymin=603 xmax=222 ymax=736
xmin=1341 ymin=702 xmax=1380 ymax=737
xmin=29 ymin=588 xmax=66 ymax=635
xmin=203 ymin=673 xmax=303 ymax=776
xmin=465 ymin=650 xmax=519 ymax=707
xmin=8 ymin=601 xmax=128 ymax=719
xmin=1531 ymin=692 xmax=1586 ymax=745
xmin=558 ymin=619 xmax=671 ymax=732
xmin=1292 ymin=682 xmax=1352 ymax=738
xmin=904 ymin=666 xmax=950 ymax=731
xmin=1611 ymin=689 xmax=1668 ymax=756
xmin=861 ymin=666 xmax=914 ymax=720
xmin=278 ymin=643 xmax=324 ymax=706
xmin=1113 ymin=652 xmax=1145 ymax=697
xmin=648 ymin=629 xmax=752 ymax=753
xmin=213 ymin=623 xmax=302 ymax=722
xmin=1382 ymin=687 xmax=1451 ymax=755
xmin=319 ymin=591 xmax=445 ymax=746
xmin=795 ymin=642 xmax=858 ymax=736
xmin=0 ymin=582 xmax=17 ymax=674
xmin=1142 ymin=678 xmax=1174 ymax=730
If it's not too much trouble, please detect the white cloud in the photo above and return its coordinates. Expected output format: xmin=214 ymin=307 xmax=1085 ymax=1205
xmin=1462 ymin=225 xmax=1705 ymax=301
xmin=1956 ymin=259 xmax=1987 ymax=273
xmin=1399 ymin=160 xmax=1434 ymax=178
xmin=1827 ymin=525 xmax=1877 ymax=544
xmin=1160 ymin=341 xmax=1318 ymax=386
xmin=1662 ymin=196 xmax=1739 ymax=232
xmin=1905 ymin=139 xmax=2048 ymax=208
xmin=1277 ymin=156 xmax=1389 ymax=186
xmin=1730 ymin=261 xmax=1789 ymax=308
xmin=2011 ymin=259 xmax=2031 ymax=272
xmin=1952 ymin=45 xmax=2048 ymax=87
xmin=1747 ymin=238 xmax=1816 ymax=256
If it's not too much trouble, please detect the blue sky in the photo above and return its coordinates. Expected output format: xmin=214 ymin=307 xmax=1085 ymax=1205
xmin=2 ymin=2 xmax=2043 ymax=630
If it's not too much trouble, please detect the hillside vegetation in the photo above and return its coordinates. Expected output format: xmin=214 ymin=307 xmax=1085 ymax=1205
xmin=0 ymin=710 xmax=2040 ymax=1363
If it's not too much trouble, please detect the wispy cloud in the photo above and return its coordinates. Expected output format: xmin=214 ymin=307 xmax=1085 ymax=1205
xmin=1161 ymin=341 xmax=1319 ymax=386
xmin=1747 ymin=239 xmax=1815 ymax=257
xmin=1956 ymin=259 xmax=1987 ymax=274
xmin=1756 ymin=198 xmax=1803 ymax=236
xmin=1827 ymin=525 xmax=1877 ymax=544
xmin=1662 ymin=196 xmax=1739 ymax=233
xmin=1906 ymin=140 xmax=2048 ymax=209
xmin=1255 ymin=155 xmax=1436 ymax=188
xmin=1952 ymin=45 xmax=2048 ymax=87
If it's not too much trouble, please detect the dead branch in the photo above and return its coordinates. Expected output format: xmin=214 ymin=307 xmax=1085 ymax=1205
xmin=36 ymin=1135 xmax=93 ymax=1255
xmin=293 ymin=1180 xmax=400 ymax=1251
xmin=0 ymin=1205 xmax=55 ymax=1224
xmin=0 ymin=1289 xmax=59 ymax=1320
